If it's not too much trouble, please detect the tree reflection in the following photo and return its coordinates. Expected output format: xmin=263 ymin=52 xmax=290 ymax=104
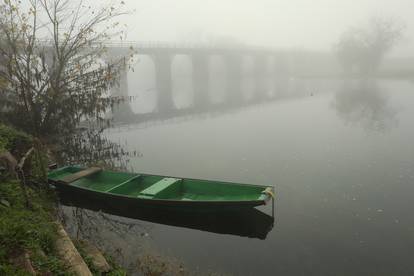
xmin=332 ymin=79 xmax=398 ymax=132
xmin=58 ymin=205 xmax=152 ymax=272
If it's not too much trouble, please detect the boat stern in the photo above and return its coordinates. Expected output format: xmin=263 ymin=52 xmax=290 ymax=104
xmin=259 ymin=187 xmax=275 ymax=204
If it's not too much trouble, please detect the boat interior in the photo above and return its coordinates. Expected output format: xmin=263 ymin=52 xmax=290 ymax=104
xmin=48 ymin=166 xmax=268 ymax=201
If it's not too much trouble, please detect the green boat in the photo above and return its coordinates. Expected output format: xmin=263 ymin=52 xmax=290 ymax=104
xmin=48 ymin=166 xmax=274 ymax=211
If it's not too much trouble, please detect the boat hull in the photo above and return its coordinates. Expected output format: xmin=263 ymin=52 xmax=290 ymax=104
xmin=48 ymin=166 xmax=274 ymax=212
xmin=51 ymin=180 xmax=269 ymax=212
xmin=58 ymin=192 xmax=275 ymax=239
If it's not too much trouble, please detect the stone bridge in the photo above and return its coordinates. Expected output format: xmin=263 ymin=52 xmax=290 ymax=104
xmin=104 ymin=41 xmax=291 ymax=119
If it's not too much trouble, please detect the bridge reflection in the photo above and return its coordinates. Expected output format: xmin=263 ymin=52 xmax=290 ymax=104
xmin=110 ymin=77 xmax=333 ymax=128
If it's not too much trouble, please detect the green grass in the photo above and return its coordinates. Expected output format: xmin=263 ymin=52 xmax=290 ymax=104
xmin=74 ymin=240 xmax=128 ymax=276
xmin=100 ymin=254 xmax=128 ymax=276
xmin=0 ymin=123 xmax=31 ymax=156
xmin=0 ymin=123 xmax=70 ymax=274
xmin=1 ymin=123 xmax=128 ymax=275
xmin=0 ymin=180 xmax=71 ymax=275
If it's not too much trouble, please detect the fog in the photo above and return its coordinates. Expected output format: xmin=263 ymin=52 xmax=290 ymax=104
xmin=7 ymin=1 xmax=413 ymax=275
xmin=96 ymin=3 xmax=414 ymax=275
xmin=122 ymin=0 xmax=414 ymax=57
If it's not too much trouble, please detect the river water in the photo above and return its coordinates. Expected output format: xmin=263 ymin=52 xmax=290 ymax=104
xmin=60 ymin=79 xmax=414 ymax=275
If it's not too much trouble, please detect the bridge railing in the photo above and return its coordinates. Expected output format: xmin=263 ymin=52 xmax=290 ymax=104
xmin=102 ymin=40 xmax=239 ymax=49
xmin=103 ymin=40 xmax=275 ymax=51
xmin=37 ymin=39 xmax=277 ymax=53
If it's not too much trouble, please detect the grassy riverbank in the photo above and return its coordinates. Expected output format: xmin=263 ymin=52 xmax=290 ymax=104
xmin=1 ymin=123 xmax=206 ymax=275
xmin=0 ymin=124 xmax=127 ymax=275
xmin=0 ymin=123 xmax=69 ymax=274
xmin=0 ymin=179 xmax=67 ymax=275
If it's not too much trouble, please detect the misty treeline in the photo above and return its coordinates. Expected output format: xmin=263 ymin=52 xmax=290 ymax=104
xmin=335 ymin=17 xmax=404 ymax=76
xmin=0 ymin=0 xmax=133 ymax=167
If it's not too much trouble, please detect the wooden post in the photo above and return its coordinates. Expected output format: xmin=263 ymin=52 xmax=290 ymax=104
xmin=16 ymin=147 xmax=34 ymax=208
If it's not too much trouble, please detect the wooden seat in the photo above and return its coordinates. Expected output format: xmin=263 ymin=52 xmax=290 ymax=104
xmin=139 ymin=177 xmax=180 ymax=197
xmin=105 ymin=174 xmax=141 ymax=193
xmin=60 ymin=167 xmax=102 ymax=183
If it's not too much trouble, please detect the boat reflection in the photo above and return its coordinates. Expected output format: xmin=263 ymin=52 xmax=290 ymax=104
xmin=58 ymin=194 xmax=275 ymax=240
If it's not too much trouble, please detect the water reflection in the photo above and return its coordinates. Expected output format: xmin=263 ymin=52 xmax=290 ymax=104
xmin=58 ymin=193 xmax=275 ymax=240
xmin=332 ymin=79 xmax=398 ymax=132
xmin=60 ymin=79 xmax=414 ymax=275
xmin=112 ymin=78 xmax=338 ymax=130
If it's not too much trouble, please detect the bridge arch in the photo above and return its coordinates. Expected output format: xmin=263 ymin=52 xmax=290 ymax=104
xmin=171 ymin=54 xmax=193 ymax=109
xmin=264 ymin=55 xmax=275 ymax=98
xmin=241 ymin=55 xmax=255 ymax=102
xmin=127 ymin=54 xmax=157 ymax=114
xmin=208 ymin=55 xmax=227 ymax=105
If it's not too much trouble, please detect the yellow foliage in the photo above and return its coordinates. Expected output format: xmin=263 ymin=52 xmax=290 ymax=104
xmin=0 ymin=76 xmax=8 ymax=89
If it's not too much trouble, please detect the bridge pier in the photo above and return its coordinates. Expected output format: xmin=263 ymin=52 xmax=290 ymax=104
xmin=225 ymin=54 xmax=243 ymax=106
xmin=273 ymin=55 xmax=290 ymax=97
xmin=153 ymin=53 xmax=174 ymax=113
xmin=192 ymin=53 xmax=210 ymax=110
xmin=43 ymin=51 xmax=55 ymax=72
xmin=110 ymin=63 xmax=134 ymax=120
xmin=100 ymin=51 xmax=135 ymax=121
xmin=254 ymin=54 xmax=268 ymax=102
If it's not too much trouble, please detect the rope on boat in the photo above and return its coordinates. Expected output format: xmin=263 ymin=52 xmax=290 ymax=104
xmin=263 ymin=187 xmax=275 ymax=199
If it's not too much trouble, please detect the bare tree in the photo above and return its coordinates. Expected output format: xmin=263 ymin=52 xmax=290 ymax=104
xmin=335 ymin=17 xmax=404 ymax=76
xmin=0 ymin=0 xmax=131 ymax=140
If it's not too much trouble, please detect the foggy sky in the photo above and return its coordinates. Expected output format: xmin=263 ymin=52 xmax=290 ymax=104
xmin=121 ymin=0 xmax=413 ymax=57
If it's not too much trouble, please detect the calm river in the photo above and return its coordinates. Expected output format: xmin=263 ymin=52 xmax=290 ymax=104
xmin=60 ymin=79 xmax=414 ymax=275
